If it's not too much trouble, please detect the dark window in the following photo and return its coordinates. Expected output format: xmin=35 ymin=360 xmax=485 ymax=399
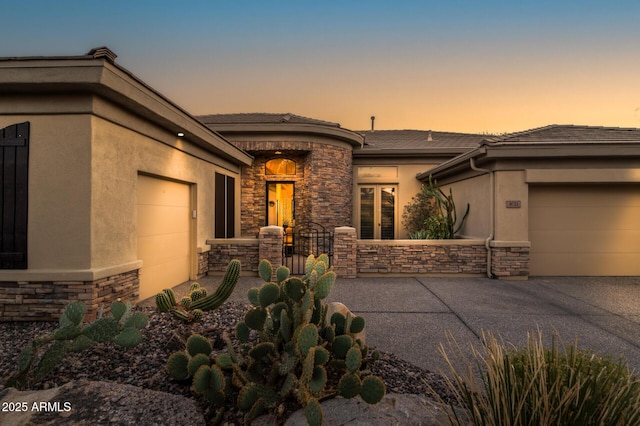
xmin=215 ymin=173 xmax=235 ymax=238
xmin=1 ymin=122 xmax=29 ymax=269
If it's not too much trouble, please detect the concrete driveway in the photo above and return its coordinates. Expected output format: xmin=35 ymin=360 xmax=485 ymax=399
xmin=142 ymin=275 xmax=640 ymax=376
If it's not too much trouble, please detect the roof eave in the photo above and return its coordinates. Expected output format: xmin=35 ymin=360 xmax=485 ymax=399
xmin=0 ymin=54 xmax=253 ymax=166
xmin=205 ymin=122 xmax=364 ymax=148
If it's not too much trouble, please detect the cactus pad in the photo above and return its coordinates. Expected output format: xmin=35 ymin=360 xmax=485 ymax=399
xmin=338 ymin=372 xmax=361 ymax=399
xmin=258 ymin=282 xmax=280 ymax=307
xmin=258 ymin=259 xmax=272 ymax=282
xmin=305 ymin=398 xmax=323 ymax=426
xmin=186 ymin=334 xmax=212 ymax=357
xmin=349 ymin=316 xmax=366 ymax=334
xmin=360 ymin=376 xmax=386 ymax=404
xmin=167 ymin=351 xmax=190 ymax=381
xmin=345 ymin=347 xmax=362 ymax=373
xmin=298 ymin=324 xmax=318 ymax=357
xmin=235 ymin=321 xmax=250 ymax=343
xmin=276 ymin=265 xmax=290 ymax=283
xmin=188 ymin=353 xmax=211 ymax=377
xmin=244 ymin=307 xmax=267 ymax=330
xmin=332 ymin=335 xmax=354 ymax=359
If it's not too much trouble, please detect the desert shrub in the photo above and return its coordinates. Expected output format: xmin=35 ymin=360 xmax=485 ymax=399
xmin=402 ymin=188 xmax=438 ymax=235
xmin=437 ymin=330 xmax=640 ymax=426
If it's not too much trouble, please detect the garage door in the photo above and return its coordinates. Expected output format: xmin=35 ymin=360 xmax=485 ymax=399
xmin=137 ymin=175 xmax=191 ymax=300
xmin=529 ymin=185 xmax=640 ymax=276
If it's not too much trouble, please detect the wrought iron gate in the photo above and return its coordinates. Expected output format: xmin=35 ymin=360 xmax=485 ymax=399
xmin=283 ymin=222 xmax=333 ymax=274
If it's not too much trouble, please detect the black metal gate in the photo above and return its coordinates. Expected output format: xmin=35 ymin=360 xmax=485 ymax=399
xmin=283 ymin=222 xmax=333 ymax=275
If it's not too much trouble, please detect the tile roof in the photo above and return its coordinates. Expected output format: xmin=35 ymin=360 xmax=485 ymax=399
xmin=486 ymin=125 xmax=640 ymax=144
xmin=357 ymin=129 xmax=486 ymax=150
xmin=198 ymin=113 xmax=341 ymax=128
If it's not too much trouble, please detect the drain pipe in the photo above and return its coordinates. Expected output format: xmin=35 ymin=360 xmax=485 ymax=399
xmin=469 ymin=157 xmax=494 ymax=278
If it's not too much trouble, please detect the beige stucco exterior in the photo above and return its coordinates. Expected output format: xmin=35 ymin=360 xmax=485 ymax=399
xmin=0 ymin=51 xmax=251 ymax=301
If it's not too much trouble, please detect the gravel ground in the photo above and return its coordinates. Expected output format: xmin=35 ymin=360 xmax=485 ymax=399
xmin=0 ymin=302 xmax=455 ymax=424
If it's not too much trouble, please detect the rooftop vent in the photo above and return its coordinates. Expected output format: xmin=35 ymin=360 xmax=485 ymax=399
xmin=427 ymin=131 xmax=433 ymax=141
xmin=86 ymin=46 xmax=117 ymax=63
xmin=371 ymin=115 xmax=375 ymax=131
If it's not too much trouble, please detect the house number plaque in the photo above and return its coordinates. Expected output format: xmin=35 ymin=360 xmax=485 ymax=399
xmin=505 ymin=200 xmax=521 ymax=208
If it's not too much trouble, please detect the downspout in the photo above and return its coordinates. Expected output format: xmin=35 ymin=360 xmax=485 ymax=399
xmin=469 ymin=157 xmax=494 ymax=278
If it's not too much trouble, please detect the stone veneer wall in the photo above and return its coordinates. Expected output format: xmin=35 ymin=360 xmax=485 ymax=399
xmin=333 ymin=227 xmax=358 ymax=278
xmin=207 ymin=239 xmax=260 ymax=273
xmin=0 ymin=270 xmax=139 ymax=322
xmin=356 ymin=240 xmax=487 ymax=275
xmin=490 ymin=243 xmax=530 ymax=278
xmin=232 ymin=140 xmax=352 ymax=237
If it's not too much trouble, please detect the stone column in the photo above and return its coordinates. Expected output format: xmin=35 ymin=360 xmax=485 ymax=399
xmin=259 ymin=226 xmax=284 ymax=271
xmin=490 ymin=241 xmax=530 ymax=279
xmin=333 ymin=227 xmax=357 ymax=279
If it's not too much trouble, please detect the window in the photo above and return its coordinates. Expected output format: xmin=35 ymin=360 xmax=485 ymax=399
xmin=266 ymin=158 xmax=296 ymax=175
xmin=358 ymin=185 xmax=397 ymax=239
xmin=214 ymin=173 xmax=235 ymax=238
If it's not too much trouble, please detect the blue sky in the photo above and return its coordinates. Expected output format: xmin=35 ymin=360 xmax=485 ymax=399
xmin=2 ymin=1 xmax=639 ymax=133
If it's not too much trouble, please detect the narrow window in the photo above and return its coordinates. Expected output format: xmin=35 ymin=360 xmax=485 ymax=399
xmin=215 ymin=173 xmax=235 ymax=238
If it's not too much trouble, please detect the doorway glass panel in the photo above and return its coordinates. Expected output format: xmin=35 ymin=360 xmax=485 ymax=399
xmin=360 ymin=187 xmax=375 ymax=239
xmin=359 ymin=185 xmax=396 ymax=239
xmin=380 ymin=187 xmax=395 ymax=240
xmin=267 ymin=183 xmax=294 ymax=227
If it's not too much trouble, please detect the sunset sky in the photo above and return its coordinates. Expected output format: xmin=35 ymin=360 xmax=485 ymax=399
xmin=2 ymin=1 xmax=639 ymax=133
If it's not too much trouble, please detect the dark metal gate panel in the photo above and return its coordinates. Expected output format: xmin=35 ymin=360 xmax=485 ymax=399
xmin=1 ymin=122 xmax=29 ymax=269
xmin=283 ymin=222 xmax=333 ymax=275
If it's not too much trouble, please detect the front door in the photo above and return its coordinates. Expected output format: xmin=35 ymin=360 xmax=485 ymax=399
xmin=359 ymin=185 xmax=397 ymax=239
xmin=267 ymin=182 xmax=294 ymax=227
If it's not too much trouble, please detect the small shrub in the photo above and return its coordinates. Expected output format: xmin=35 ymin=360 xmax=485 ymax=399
xmin=402 ymin=188 xmax=438 ymax=235
xmin=436 ymin=330 xmax=640 ymax=426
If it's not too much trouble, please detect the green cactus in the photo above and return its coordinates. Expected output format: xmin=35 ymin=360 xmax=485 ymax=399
xmin=188 ymin=353 xmax=211 ymax=377
xmin=154 ymin=259 xmax=241 ymax=323
xmin=360 ymin=376 xmax=386 ymax=404
xmin=167 ymin=351 xmax=190 ymax=381
xmin=179 ymin=296 xmax=192 ymax=309
xmin=8 ymin=300 xmax=147 ymax=389
xmin=258 ymin=259 xmax=273 ymax=282
xmin=163 ymin=254 xmax=384 ymax=423
xmin=190 ymin=259 xmax=241 ymax=311
xmin=186 ymin=334 xmax=212 ymax=357
xmin=191 ymin=309 xmax=204 ymax=322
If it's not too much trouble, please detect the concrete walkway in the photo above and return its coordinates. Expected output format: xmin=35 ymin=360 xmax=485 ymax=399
xmin=141 ymin=275 xmax=640 ymax=376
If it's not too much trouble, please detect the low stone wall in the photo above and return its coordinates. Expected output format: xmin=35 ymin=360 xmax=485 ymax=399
xmin=357 ymin=239 xmax=487 ymax=275
xmin=207 ymin=238 xmax=260 ymax=274
xmin=0 ymin=269 xmax=139 ymax=322
xmin=490 ymin=241 xmax=530 ymax=278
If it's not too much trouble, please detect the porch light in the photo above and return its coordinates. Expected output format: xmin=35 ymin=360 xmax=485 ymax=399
xmin=275 ymin=151 xmax=282 ymax=154
xmin=177 ymin=132 xmax=185 ymax=137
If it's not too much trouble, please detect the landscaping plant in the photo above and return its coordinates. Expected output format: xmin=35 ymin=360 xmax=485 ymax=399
xmin=436 ymin=329 xmax=640 ymax=426
xmin=155 ymin=259 xmax=241 ymax=322
xmin=422 ymin=176 xmax=469 ymax=239
xmin=166 ymin=254 xmax=385 ymax=425
xmin=7 ymin=300 xmax=148 ymax=389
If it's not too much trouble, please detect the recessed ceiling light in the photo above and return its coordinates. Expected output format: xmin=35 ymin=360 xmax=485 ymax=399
xmin=275 ymin=151 xmax=282 ymax=154
xmin=177 ymin=132 xmax=185 ymax=137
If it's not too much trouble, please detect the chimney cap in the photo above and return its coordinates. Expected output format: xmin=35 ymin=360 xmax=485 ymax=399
xmin=86 ymin=46 xmax=117 ymax=63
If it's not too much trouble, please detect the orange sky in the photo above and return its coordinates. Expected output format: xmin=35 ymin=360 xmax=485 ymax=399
xmin=3 ymin=1 xmax=640 ymax=134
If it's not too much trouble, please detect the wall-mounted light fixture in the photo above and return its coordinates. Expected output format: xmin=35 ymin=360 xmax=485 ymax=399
xmin=177 ymin=132 xmax=185 ymax=137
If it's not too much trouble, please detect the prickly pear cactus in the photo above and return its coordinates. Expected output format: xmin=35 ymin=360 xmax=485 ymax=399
xmin=154 ymin=259 xmax=241 ymax=323
xmin=8 ymin=300 xmax=148 ymax=389
xmin=166 ymin=254 xmax=385 ymax=424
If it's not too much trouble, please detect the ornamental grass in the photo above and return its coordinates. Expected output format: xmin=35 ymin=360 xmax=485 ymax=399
xmin=435 ymin=330 xmax=640 ymax=426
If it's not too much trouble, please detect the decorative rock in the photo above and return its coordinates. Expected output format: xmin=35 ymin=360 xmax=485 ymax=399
xmin=0 ymin=380 xmax=205 ymax=426
xmin=326 ymin=302 xmax=366 ymax=344
xmin=283 ymin=393 xmax=453 ymax=426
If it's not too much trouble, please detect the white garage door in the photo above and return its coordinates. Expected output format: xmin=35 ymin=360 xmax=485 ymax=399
xmin=529 ymin=185 xmax=640 ymax=276
xmin=137 ymin=175 xmax=191 ymax=300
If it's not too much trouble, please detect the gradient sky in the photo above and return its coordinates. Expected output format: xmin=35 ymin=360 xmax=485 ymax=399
xmin=2 ymin=1 xmax=639 ymax=133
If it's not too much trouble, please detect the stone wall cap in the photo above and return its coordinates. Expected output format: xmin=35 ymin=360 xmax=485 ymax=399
xmin=334 ymin=226 xmax=356 ymax=233
xmin=490 ymin=240 xmax=531 ymax=248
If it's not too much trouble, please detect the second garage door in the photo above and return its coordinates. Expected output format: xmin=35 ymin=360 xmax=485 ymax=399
xmin=137 ymin=175 xmax=191 ymax=300
xmin=529 ymin=185 xmax=640 ymax=276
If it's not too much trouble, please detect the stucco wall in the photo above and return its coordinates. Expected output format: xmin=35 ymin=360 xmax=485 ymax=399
xmin=441 ymin=173 xmax=491 ymax=239
xmin=0 ymin=114 xmax=93 ymax=270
